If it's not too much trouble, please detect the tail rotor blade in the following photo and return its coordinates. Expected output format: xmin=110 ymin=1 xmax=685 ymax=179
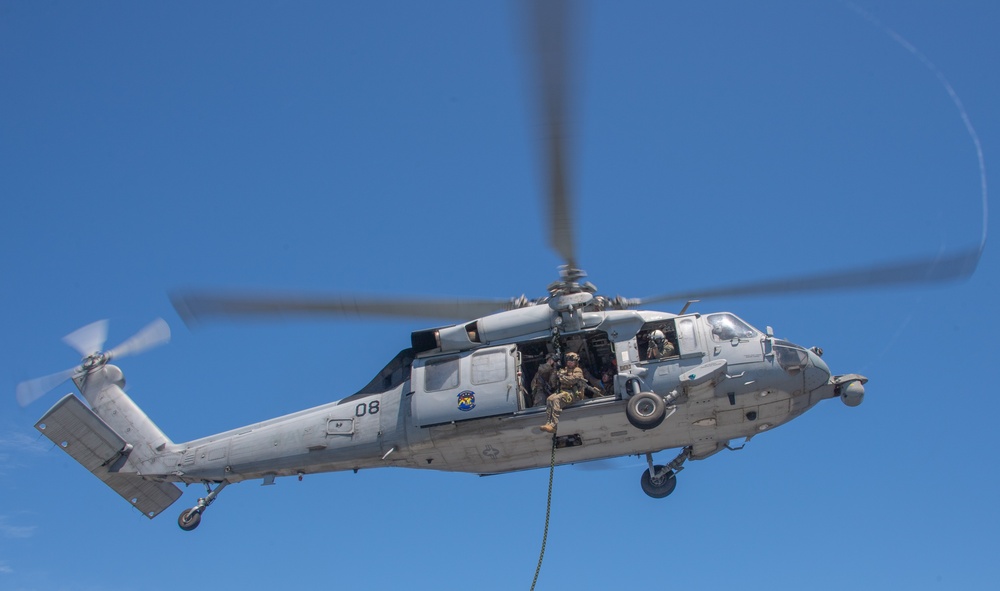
xmin=18 ymin=318 xmax=170 ymax=407
xmin=62 ymin=319 xmax=109 ymax=357
xmin=16 ymin=366 xmax=78 ymax=407
xmin=107 ymin=318 xmax=171 ymax=360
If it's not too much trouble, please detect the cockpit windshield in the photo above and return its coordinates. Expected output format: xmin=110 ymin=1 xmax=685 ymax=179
xmin=773 ymin=341 xmax=809 ymax=374
xmin=706 ymin=313 xmax=758 ymax=341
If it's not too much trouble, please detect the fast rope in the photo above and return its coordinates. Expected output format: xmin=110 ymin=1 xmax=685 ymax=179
xmin=529 ymin=434 xmax=558 ymax=591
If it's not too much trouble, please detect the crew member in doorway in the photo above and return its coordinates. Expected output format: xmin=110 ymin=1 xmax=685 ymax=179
xmin=646 ymin=329 xmax=675 ymax=358
xmin=529 ymin=354 xmax=558 ymax=407
xmin=540 ymin=352 xmax=586 ymax=434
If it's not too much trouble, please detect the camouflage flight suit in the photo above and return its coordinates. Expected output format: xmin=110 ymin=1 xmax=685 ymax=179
xmin=530 ymin=360 xmax=557 ymax=407
xmin=646 ymin=339 xmax=676 ymax=359
xmin=544 ymin=365 xmax=586 ymax=429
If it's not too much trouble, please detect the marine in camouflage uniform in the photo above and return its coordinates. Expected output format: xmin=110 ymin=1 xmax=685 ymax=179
xmin=529 ymin=355 xmax=557 ymax=407
xmin=540 ymin=352 xmax=586 ymax=434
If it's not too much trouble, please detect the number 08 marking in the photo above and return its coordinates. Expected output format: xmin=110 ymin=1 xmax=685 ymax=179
xmin=355 ymin=401 xmax=380 ymax=417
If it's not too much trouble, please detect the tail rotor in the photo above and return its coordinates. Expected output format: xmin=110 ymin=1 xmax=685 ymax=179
xmin=16 ymin=318 xmax=170 ymax=408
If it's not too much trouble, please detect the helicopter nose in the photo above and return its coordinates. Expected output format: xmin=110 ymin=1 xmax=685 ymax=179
xmin=803 ymin=348 xmax=830 ymax=391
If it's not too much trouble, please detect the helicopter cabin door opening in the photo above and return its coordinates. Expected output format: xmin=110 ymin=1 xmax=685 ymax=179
xmin=636 ymin=316 xmax=708 ymax=361
xmin=516 ymin=330 xmax=618 ymax=408
xmin=632 ymin=316 xmax=710 ymax=395
xmin=411 ymin=345 xmax=519 ymax=427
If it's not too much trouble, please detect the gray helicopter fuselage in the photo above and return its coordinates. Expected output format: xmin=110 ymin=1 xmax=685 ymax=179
xmin=154 ymin=305 xmax=855 ymax=485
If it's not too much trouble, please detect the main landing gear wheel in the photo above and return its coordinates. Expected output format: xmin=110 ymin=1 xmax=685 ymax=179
xmin=626 ymin=392 xmax=666 ymax=430
xmin=640 ymin=448 xmax=688 ymax=499
xmin=640 ymin=466 xmax=677 ymax=498
xmin=178 ymin=508 xmax=202 ymax=531
xmin=177 ymin=480 xmax=229 ymax=532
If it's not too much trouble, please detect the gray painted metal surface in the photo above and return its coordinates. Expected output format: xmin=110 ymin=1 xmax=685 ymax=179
xmin=30 ymin=304 xmax=866 ymax=529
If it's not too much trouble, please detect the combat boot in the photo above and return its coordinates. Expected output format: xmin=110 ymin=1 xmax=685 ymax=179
xmin=540 ymin=423 xmax=556 ymax=434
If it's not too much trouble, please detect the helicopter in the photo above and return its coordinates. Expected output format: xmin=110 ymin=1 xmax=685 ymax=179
xmin=17 ymin=2 xmax=983 ymax=533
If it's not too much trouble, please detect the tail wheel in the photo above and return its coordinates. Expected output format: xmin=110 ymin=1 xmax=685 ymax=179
xmin=640 ymin=466 xmax=677 ymax=498
xmin=178 ymin=508 xmax=202 ymax=531
xmin=626 ymin=392 xmax=666 ymax=430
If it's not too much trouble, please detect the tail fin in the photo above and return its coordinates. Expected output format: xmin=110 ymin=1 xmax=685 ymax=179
xmin=35 ymin=364 xmax=181 ymax=519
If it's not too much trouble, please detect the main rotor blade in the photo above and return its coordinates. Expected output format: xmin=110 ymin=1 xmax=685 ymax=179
xmin=16 ymin=366 xmax=78 ymax=407
xmin=106 ymin=318 xmax=171 ymax=360
xmin=632 ymin=246 xmax=983 ymax=306
xmin=62 ymin=319 xmax=108 ymax=357
xmin=526 ymin=0 xmax=578 ymax=270
xmin=171 ymin=292 xmax=520 ymax=326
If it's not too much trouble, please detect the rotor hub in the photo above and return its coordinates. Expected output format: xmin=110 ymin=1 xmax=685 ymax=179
xmin=547 ymin=265 xmax=596 ymax=297
xmin=81 ymin=352 xmax=109 ymax=371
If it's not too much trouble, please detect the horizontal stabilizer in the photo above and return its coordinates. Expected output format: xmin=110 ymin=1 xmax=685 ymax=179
xmin=36 ymin=394 xmax=181 ymax=519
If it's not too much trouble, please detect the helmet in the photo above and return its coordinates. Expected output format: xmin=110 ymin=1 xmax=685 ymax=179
xmin=565 ymin=352 xmax=580 ymax=362
xmin=651 ymin=329 xmax=665 ymax=343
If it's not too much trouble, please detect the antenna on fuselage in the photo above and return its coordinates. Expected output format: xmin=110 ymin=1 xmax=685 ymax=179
xmin=678 ymin=300 xmax=700 ymax=315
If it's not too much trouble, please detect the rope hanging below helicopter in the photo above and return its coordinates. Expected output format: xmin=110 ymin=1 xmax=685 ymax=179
xmin=529 ymin=435 xmax=558 ymax=591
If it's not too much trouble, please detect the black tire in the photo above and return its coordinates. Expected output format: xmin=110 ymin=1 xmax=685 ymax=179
xmin=640 ymin=466 xmax=677 ymax=499
xmin=178 ymin=508 xmax=202 ymax=531
xmin=626 ymin=392 xmax=667 ymax=430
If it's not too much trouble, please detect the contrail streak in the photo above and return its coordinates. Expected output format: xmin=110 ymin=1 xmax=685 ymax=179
xmin=844 ymin=3 xmax=988 ymax=372
xmin=847 ymin=2 xmax=989 ymax=252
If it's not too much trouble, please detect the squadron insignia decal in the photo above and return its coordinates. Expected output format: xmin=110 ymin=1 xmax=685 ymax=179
xmin=457 ymin=390 xmax=476 ymax=411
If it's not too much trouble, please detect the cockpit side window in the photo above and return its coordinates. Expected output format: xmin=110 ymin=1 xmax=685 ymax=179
xmin=706 ymin=313 xmax=756 ymax=342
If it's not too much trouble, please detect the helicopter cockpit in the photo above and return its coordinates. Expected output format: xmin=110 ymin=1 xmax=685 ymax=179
xmin=772 ymin=341 xmax=809 ymax=374
xmin=706 ymin=312 xmax=757 ymax=341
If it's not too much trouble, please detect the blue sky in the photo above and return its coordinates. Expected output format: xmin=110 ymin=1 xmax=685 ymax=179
xmin=1 ymin=1 xmax=996 ymax=589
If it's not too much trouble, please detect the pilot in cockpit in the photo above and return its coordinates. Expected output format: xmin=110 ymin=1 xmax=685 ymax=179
xmin=710 ymin=316 xmax=739 ymax=340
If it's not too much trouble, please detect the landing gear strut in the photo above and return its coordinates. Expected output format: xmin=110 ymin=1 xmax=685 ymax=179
xmin=178 ymin=480 xmax=229 ymax=531
xmin=640 ymin=447 xmax=690 ymax=499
